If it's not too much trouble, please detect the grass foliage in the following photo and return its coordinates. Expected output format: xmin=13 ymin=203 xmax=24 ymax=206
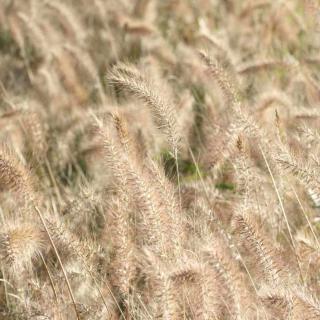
xmin=0 ymin=0 xmax=320 ymax=319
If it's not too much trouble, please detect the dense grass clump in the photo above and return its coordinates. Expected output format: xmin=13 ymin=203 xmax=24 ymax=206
xmin=0 ymin=1 xmax=320 ymax=319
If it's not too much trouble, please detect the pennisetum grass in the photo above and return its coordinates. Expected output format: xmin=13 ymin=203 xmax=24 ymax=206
xmin=1 ymin=1 xmax=320 ymax=319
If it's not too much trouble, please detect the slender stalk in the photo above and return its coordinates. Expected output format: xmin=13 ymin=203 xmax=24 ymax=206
xmin=45 ymin=158 xmax=63 ymax=205
xmin=174 ymin=148 xmax=182 ymax=212
xmin=35 ymin=207 xmax=80 ymax=320
xmin=39 ymin=253 xmax=62 ymax=320
xmin=259 ymin=145 xmax=304 ymax=285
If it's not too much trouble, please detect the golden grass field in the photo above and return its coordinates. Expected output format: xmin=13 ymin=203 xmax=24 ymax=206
xmin=1 ymin=0 xmax=320 ymax=319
